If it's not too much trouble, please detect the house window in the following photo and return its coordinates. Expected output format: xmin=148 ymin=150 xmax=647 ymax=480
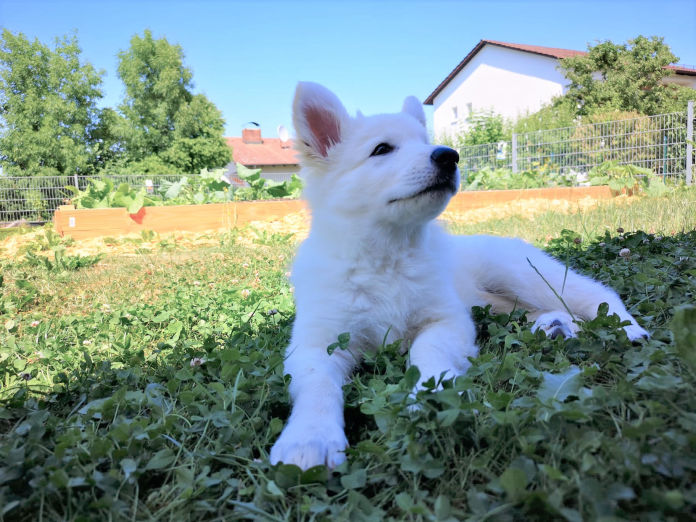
xmin=467 ymin=102 xmax=473 ymax=115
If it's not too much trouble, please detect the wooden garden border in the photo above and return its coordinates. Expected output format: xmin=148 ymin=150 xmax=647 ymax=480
xmin=53 ymin=185 xmax=612 ymax=240
xmin=444 ymin=185 xmax=612 ymax=213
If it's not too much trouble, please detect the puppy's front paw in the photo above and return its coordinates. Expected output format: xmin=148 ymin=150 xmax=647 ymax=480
xmin=270 ymin=421 xmax=348 ymax=470
xmin=623 ymin=323 xmax=650 ymax=342
xmin=531 ymin=311 xmax=579 ymax=339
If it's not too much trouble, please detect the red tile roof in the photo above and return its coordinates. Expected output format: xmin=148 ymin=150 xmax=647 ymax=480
xmin=484 ymin=40 xmax=587 ymax=60
xmin=666 ymin=64 xmax=696 ymax=76
xmin=424 ymin=39 xmax=696 ymax=104
xmin=225 ymin=135 xmax=298 ymax=167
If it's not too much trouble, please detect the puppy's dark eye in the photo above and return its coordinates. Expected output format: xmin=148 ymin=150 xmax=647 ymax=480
xmin=370 ymin=143 xmax=394 ymax=157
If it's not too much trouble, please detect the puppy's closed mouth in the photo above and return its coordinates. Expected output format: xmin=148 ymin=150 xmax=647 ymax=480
xmin=388 ymin=179 xmax=457 ymax=204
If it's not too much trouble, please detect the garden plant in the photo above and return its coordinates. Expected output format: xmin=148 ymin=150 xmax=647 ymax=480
xmin=66 ymin=165 xmax=304 ymax=214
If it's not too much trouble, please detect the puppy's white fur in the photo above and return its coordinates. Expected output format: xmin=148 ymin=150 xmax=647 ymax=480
xmin=269 ymin=82 xmax=648 ymax=470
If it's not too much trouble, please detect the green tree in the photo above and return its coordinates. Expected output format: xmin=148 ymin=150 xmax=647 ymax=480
xmin=461 ymin=110 xmax=510 ymax=146
xmin=0 ymin=30 xmax=105 ymax=176
xmin=163 ymin=94 xmax=231 ymax=173
xmin=116 ymin=30 xmax=230 ymax=173
xmin=513 ymin=97 xmax=579 ymax=134
xmin=559 ymin=35 xmax=696 ymax=115
xmin=89 ymin=107 xmax=126 ymax=171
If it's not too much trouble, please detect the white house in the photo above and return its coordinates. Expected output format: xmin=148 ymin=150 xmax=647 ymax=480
xmin=424 ymin=39 xmax=696 ymax=140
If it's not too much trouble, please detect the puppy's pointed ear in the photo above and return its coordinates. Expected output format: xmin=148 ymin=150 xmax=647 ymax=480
xmin=293 ymin=82 xmax=349 ymax=159
xmin=402 ymin=96 xmax=426 ymax=127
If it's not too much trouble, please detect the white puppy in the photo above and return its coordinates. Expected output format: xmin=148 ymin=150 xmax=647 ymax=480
xmin=269 ymin=82 xmax=648 ymax=470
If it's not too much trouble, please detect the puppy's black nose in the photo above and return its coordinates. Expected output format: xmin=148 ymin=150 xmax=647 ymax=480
xmin=431 ymin=147 xmax=459 ymax=171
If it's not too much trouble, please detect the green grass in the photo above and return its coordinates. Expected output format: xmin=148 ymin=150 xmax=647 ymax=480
xmin=1 ymin=193 xmax=696 ymax=520
xmin=0 ymin=226 xmax=31 ymax=241
xmin=449 ymin=187 xmax=696 ymax=246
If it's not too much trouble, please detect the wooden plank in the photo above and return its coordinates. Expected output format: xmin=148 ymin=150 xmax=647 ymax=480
xmin=54 ymin=206 xmax=133 ymax=238
xmin=130 ymin=204 xmax=232 ymax=234
xmin=445 ymin=186 xmax=612 ymax=213
xmin=232 ymin=200 xmax=307 ymax=225
xmin=54 ymin=200 xmax=309 ymax=239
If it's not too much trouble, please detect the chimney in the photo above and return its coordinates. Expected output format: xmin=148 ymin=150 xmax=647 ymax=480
xmin=242 ymin=128 xmax=262 ymax=144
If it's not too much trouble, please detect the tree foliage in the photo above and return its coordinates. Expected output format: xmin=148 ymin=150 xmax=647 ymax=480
xmin=461 ymin=110 xmax=510 ymax=146
xmin=0 ymin=30 xmax=105 ymax=176
xmin=558 ymin=35 xmax=696 ymax=116
xmin=116 ymin=30 xmax=194 ymax=161
xmin=115 ymin=30 xmax=230 ymax=173
xmin=0 ymin=29 xmax=231 ymax=178
xmin=513 ymin=97 xmax=579 ymax=134
xmin=439 ymin=110 xmax=510 ymax=148
xmin=163 ymin=94 xmax=231 ymax=173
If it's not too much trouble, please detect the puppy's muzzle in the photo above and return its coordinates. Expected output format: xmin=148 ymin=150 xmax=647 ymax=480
xmin=388 ymin=146 xmax=461 ymax=204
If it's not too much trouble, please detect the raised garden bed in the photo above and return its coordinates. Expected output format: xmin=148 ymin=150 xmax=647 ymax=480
xmin=53 ymin=185 xmax=612 ymax=239
xmin=445 ymin=185 xmax=611 ymax=213
xmin=53 ymin=200 xmax=306 ymax=239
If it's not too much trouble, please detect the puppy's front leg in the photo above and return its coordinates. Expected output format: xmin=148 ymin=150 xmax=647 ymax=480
xmin=270 ymin=340 xmax=357 ymax=469
xmin=409 ymin=317 xmax=478 ymax=392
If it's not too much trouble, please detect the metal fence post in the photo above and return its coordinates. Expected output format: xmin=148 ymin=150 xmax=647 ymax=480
xmin=511 ymin=132 xmax=518 ymax=173
xmin=73 ymin=172 xmax=79 ymax=191
xmin=687 ymin=100 xmax=694 ymax=186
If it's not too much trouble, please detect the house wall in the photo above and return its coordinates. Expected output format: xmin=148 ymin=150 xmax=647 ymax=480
xmin=432 ymin=45 xmax=568 ymax=141
xmin=253 ymin=165 xmax=300 ymax=182
xmin=663 ymin=74 xmax=696 ymax=89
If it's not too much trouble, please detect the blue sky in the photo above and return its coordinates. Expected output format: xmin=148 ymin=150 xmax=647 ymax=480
xmin=2 ymin=0 xmax=695 ymax=138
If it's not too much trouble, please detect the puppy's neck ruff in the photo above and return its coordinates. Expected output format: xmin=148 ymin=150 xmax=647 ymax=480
xmin=306 ymin=206 xmax=436 ymax=261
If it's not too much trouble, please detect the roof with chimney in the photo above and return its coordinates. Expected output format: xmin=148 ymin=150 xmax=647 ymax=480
xmin=225 ymin=128 xmax=298 ymax=167
xmin=424 ymin=39 xmax=696 ymax=105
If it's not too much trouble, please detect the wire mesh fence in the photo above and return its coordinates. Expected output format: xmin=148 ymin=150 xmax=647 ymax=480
xmin=0 ymin=174 xmax=184 ymax=223
xmin=459 ymin=103 xmax=695 ymax=184
xmin=0 ymin=170 xmax=300 ymax=224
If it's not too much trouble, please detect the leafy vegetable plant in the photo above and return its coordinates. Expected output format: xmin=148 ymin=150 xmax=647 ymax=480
xmin=463 ymin=165 xmax=576 ymax=190
xmin=588 ymin=160 xmax=671 ymax=196
xmin=234 ymin=164 xmax=303 ymax=201
xmin=66 ymin=165 xmax=304 ymax=213
xmin=67 ymin=178 xmax=161 ymax=213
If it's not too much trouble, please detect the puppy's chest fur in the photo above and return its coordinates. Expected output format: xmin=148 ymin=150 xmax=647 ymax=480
xmin=293 ymin=237 xmax=457 ymax=349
